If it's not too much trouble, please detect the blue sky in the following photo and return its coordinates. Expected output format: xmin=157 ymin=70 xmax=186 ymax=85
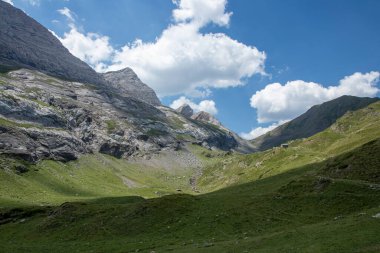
xmin=5 ymin=0 xmax=380 ymax=138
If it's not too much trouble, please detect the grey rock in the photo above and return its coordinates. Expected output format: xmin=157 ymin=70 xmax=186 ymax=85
xmin=176 ymin=104 xmax=193 ymax=118
xmin=0 ymin=68 xmax=255 ymax=162
xmin=0 ymin=1 xmax=104 ymax=86
xmin=0 ymin=125 xmax=86 ymax=162
xmin=102 ymin=68 xmax=161 ymax=106
xmin=191 ymin=111 xmax=221 ymax=126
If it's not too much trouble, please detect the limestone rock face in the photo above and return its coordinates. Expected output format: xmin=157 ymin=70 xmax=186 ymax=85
xmin=0 ymin=69 xmax=255 ymax=162
xmin=0 ymin=1 xmax=104 ymax=86
xmin=176 ymin=104 xmax=194 ymax=118
xmin=191 ymin=111 xmax=221 ymax=126
xmin=101 ymin=68 xmax=161 ymax=106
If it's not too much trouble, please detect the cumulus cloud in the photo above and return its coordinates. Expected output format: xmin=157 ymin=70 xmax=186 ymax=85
xmin=240 ymin=120 xmax=289 ymax=140
xmin=170 ymin=96 xmax=218 ymax=115
xmin=2 ymin=0 xmax=13 ymax=5
xmin=251 ymin=71 xmax=380 ymax=123
xmin=172 ymin=0 xmax=232 ymax=27
xmin=55 ymin=0 xmax=266 ymax=97
xmin=56 ymin=7 xmax=114 ymax=72
xmin=60 ymin=29 xmax=114 ymax=71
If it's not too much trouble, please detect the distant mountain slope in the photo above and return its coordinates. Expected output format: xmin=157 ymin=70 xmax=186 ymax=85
xmin=0 ymin=1 xmax=104 ymax=85
xmin=251 ymin=95 xmax=379 ymax=151
xmin=198 ymin=100 xmax=380 ymax=191
xmin=101 ymin=68 xmax=161 ymax=106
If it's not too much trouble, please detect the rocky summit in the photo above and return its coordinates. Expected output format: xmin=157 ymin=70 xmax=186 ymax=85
xmin=0 ymin=1 xmax=104 ymax=86
xmin=101 ymin=68 xmax=161 ymax=106
xmin=191 ymin=111 xmax=222 ymax=127
xmin=176 ymin=104 xmax=194 ymax=118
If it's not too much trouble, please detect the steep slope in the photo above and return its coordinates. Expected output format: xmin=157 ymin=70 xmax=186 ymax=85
xmin=0 ymin=69 xmax=254 ymax=163
xmin=251 ymin=95 xmax=379 ymax=151
xmin=0 ymin=1 xmax=104 ymax=85
xmin=101 ymin=68 xmax=161 ymax=106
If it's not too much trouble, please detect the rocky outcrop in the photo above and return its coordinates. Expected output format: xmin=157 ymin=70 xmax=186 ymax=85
xmin=0 ymin=1 xmax=104 ymax=86
xmin=191 ymin=111 xmax=221 ymax=126
xmin=0 ymin=69 xmax=255 ymax=163
xmin=176 ymin=104 xmax=193 ymax=118
xmin=101 ymin=68 xmax=161 ymax=106
xmin=0 ymin=125 xmax=86 ymax=162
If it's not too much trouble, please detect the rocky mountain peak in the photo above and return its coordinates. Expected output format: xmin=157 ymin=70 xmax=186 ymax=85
xmin=101 ymin=68 xmax=161 ymax=106
xmin=191 ymin=111 xmax=221 ymax=126
xmin=0 ymin=1 xmax=104 ymax=86
xmin=176 ymin=104 xmax=194 ymax=118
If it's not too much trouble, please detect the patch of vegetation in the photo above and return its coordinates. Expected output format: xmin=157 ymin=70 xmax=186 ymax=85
xmin=0 ymin=117 xmax=39 ymax=129
xmin=105 ymin=120 xmax=117 ymax=133
xmin=176 ymin=133 xmax=196 ymax=141
xmin=169 ymin=116 xmax=185 ymax=129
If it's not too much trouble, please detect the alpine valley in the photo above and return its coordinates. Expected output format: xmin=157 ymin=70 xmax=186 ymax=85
xmin=0 ymin=1 xmax=379 ymax=253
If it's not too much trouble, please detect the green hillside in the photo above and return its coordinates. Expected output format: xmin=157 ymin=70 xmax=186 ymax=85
xmin=0 ymin=138 xmax=379 ymax=252
xmin=0 ymin=101 xmax=379 ymax=252
xmin=198 ymin=101 xmax=380 ymax=191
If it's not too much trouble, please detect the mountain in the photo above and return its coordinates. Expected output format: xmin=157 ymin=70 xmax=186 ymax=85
xmin=0 ymin=69 xmax=254 ymax=162
xmin=191 ymin=111 xmax=221 ymax=126
xmin=176 ymin=104 xmax=194 ymax=118
xmin=1 ymin=101 xmax=379 ymax=252
xmin=0 ymin=1 xmax=104 ymax=85
xmin=251 ymin=95 xmax=379 ymax=151
xmin=101 ymin=68 xmax=161 ymax=106
xmin=0 ymin=2 xmax=255 ymax=163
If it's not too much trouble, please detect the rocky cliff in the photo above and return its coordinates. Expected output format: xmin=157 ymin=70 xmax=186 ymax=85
xmin=101 ymin=68 xmax=161 ymax=106
xmin=0 ymin=69 xmax=254 ymax=162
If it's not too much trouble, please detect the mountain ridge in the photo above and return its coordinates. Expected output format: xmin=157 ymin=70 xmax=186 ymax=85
xmin=251 ymin=95 xmax=380 ymax=151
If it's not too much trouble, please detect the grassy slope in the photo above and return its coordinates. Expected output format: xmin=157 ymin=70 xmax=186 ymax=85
xmin=0 ymin=154 xmax=197 ymax=207
xmin=197 ymin=101 xmax=380 ymax=191
xmin=0 ymin=102 xmax=379 ymax=252
xmin=0 ymin=138 xmax=379 ymax=252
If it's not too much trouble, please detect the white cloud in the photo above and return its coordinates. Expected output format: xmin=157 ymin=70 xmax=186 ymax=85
xmin=170 ymin=96 xmax=218 ymax=115
xmin=251 ymin=71 xmax=380 ymax=123
xmin=58 ymin=7 xmax=75 ymax=23
xmin=55 ymin=0 xmax=266 ymax=97
xmin=172 ymin=0 xmax=232 ymax=27
xmin=240 ymin=120 xmax=289 ymax=140
xmin=60 ymin=28 xmax=114 ymax=71
xmin=56 ymin=7 xmax=114 ymax=71
xmin=2 ymin=0 xmax=14 ymax=5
